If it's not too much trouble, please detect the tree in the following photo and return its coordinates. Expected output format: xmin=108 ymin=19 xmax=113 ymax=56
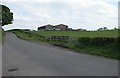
xmin=114 ymin=27 xmax=117 ymax=30
xmin=98 ymin=27 xmax=102 ymax=31
xmin=103 ymin=27 xmax=107 ymax=30
xmin=0 ymin=4 xmax=13 ymax=26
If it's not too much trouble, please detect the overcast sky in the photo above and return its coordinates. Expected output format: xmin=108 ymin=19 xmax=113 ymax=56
xmin=1 ymin=0 xmax=119 ymax=30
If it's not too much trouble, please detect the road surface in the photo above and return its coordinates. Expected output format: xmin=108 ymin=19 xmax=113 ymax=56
xmin=2 ymin=33 xmax=118 ymax=76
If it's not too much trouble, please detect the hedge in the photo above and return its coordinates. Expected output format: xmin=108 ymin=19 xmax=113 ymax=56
xmin=77 ymin=37 xmax=119 ymax=47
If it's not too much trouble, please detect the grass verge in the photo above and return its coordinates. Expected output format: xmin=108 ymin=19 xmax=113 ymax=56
xmin=0 ymin=28 xmax=4 ymax=43
xmin=8 ymin=29 xmax=45 ymax=41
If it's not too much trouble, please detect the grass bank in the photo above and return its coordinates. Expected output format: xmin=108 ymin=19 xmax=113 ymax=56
xmin=0 ymin=28 xmax=4 ymax=43
xmin=8 ymin=29 xmax=45 ymax=41
xmin=9 ymin=29 xmax=119 ymax=60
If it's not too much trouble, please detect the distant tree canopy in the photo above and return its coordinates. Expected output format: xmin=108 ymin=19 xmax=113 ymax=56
xmin=0 ymin=4 xmax=13 ymax=26
xmin=98 ymin=27 xmax=108 ymax=31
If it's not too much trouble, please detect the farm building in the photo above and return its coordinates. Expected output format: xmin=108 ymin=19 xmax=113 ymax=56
xmin=38 ymin=24 xmax=68 ymax=31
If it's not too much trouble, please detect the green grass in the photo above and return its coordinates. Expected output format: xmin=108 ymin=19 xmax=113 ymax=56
xmin=0 ymin=28 xmax=4 ymax=43
xmin=71 ymin=45 xmax=119 ymax=59
xmin=9 ymin=29 xmax=119 ymax=60
xmin=30 ymin=30 xmax=118 ymax=39
xmin=81 ymin=46 xmax=118 ymax=59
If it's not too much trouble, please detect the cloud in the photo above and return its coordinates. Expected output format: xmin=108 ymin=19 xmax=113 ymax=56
xmin=1 ymin=0 xmax=118 ymax=30
xmin=2 ymin=0 xmax=119 ymax=2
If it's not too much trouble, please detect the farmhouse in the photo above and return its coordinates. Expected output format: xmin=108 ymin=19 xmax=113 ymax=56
xmin=38 ymin=24 xmax=68 ymax=31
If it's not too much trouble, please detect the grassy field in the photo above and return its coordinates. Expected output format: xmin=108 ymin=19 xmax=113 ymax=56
xmin=9 ymin=29 xmax=119 ymax=59
xmin=30 ymin=30 xmax=118 ymax=38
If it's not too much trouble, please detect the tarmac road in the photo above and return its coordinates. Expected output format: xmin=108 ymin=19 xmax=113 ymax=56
xmin=2 ymin=33 xmax=118 ymax=76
